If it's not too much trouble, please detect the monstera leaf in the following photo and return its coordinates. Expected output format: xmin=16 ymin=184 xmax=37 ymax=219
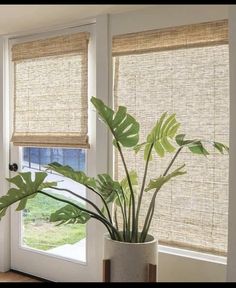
xmin=91 ymin=96 xmax=140 ymax=148
xmin=96 ymin=174 xmax=122 ymax=203
xmin=213 ymin=142 xmax=229 ymax=154
xmin=134 ymin=112 xmax=180 ymax=159
xmin=120 ymin=170 xmax=138 ymax=200
xmin=145 ymin=164 xmax=186 ymax=192
xmin=0 ymin=172 xmax=57 ymax=219
xmin=47 ymin=162 xmax=97 ymax=189
xmin=50 ymin=204 xmax=90 ymax=226
xmin=175 ymin=134 xmax=229 ymax=156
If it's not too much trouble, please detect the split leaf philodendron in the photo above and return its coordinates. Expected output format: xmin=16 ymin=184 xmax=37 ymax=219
xmin=0 ymin=97 xmax=229 ymax=243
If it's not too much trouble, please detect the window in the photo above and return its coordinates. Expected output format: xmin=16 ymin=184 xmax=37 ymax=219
xmin=113 ymin=20 xmax=229 ymax=256
xmin=21 ymin=147 xmax=86 ymax=261
xmin=23 ymin=147 xmax=85 ymax=171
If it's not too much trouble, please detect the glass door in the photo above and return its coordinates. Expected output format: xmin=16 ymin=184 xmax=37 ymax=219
xmin=10 ymin=144 xmax=102 ymax=282
xmin=9 ymin=23 xmax=103 ymax=282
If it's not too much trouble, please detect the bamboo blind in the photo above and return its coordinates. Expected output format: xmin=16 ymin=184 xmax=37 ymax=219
xmin=11 ymin=32 xmax=90 ymax=148
xmin=113 ymin=20 xmax=229 ymax=255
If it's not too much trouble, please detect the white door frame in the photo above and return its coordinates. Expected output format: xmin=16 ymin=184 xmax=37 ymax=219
xmin=0 ymin=36 xmax=10 ymax=273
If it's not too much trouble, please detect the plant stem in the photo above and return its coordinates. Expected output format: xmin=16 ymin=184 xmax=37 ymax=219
xmin=38 ymin=190 xmax=121 ymax=241
xmin=127 ymin=194 xmax=131 ymax=242
xmin=140 ymin=147 xmax=183 ymax=242
xmin=84 ymin=185 xmax=113 ymax=225
xmin=140 ymin=200 xmax=155 ymax=242
xmin=121 ymin=187 xmax=129 ymax=238
xmin=114 ymin=205 xmax=119 ymax=232
xmin=114 ymin=189 xmax=127 ymax=240
xmin=49 ymin=187 xmax=106 ymax=219
xmin=139 ymin=186 xmax=161 ymax=243
xmin=163 ymin=147 xmax=183 ymax=176
xmin=135 ymin=143 xmax=153 ymax=242
xmin=116 ymin=141 xmax=136 ymax=242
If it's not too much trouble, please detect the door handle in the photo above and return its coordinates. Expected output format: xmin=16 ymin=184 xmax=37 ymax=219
xmin=9 ymin=163 xmax=18 ymax=172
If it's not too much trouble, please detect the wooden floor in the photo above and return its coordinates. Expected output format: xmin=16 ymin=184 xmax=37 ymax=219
xmin=0 ymin=270 xmax=43 ymax=282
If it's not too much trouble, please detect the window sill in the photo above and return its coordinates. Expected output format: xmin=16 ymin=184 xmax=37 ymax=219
xmin=158 ymin=244 xmax=227 ymax=265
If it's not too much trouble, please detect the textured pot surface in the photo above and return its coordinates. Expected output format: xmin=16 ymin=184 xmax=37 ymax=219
xmin=103 ymin=233 xmax=158 ymax=282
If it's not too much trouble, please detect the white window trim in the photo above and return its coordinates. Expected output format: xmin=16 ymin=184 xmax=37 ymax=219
xmin=159 ymin=245 xmax=226 ymax=265
xmin=0 ymin=36 xmax=10 ymax=273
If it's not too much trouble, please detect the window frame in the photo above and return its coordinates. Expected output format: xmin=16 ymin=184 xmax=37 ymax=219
xmin=109 ymin=8 xmax=228 ymax=282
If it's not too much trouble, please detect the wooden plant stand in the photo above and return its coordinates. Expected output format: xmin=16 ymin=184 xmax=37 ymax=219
xmin=103 ymin=259 xmax=157 ymax=282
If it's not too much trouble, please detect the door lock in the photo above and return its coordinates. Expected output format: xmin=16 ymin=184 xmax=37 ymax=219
xmin=9 ymin=163 xmax=18 ymax=172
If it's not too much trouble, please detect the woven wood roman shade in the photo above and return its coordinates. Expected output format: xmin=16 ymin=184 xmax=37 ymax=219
xmin=113 ymin=20 xmax=228 ymax=56
xmin=113 ymin=20 xmax=229 ymax=255
xmin=11 ymin=32 xmax=90 ymax=148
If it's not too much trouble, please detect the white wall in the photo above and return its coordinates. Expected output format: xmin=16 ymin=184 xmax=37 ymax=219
xmin=227 ymin=5 xmax=236 ymax=282
xmin=110 ymin=5 xmax=228 ymax=36
xmin=0 ymin=37 xmax=10 ymax=272
xmin=109 ymin=5 xmax=229 ymax=282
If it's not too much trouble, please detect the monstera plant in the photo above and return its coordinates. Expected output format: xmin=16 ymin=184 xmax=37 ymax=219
xmin=0 ymin=96 xmax=229 ymax=243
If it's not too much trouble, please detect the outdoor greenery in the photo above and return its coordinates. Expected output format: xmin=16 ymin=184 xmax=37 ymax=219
xmin=0 ymin=97 xmax=229 ymax=243
xmin=23 ymin=193 xmax=85 ymax=250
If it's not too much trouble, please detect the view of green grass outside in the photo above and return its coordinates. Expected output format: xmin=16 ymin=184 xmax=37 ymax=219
xmin=22 ymin=193 xmax=86 ymax=251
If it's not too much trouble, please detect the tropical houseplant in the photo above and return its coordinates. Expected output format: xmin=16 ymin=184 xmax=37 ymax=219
xmin=0 ymin=96 xmax=229 ymax=282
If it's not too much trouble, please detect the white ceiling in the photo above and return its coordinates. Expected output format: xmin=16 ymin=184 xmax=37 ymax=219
xmin=0 ymin=5 xmax=151 ymax=36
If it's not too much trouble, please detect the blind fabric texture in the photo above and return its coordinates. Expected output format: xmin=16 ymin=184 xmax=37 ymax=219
xmin=113 ymin=20 xmax=229 ymax=255
xmin=11 ymin=32 xmax=90 ymax=148
xmin=113 ymin=20 xmax=228 ymax=56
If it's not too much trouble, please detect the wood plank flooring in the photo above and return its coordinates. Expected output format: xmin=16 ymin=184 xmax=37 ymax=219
xmin=0 ymin=270 xmax=43 ymax=282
